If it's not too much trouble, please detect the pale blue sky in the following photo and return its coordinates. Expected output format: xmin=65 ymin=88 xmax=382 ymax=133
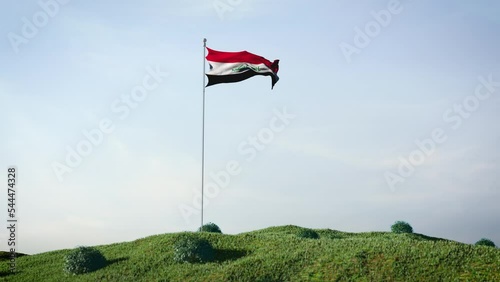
xmin=1 ymin=0 xmax=499 ymax=254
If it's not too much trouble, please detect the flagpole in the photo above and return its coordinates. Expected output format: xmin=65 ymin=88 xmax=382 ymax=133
xmin=201 ymin=38 xmax=207 ymax=231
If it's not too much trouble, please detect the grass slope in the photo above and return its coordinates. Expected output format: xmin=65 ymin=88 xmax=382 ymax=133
xmin=1 ymin=225 xmax=499 ymax=281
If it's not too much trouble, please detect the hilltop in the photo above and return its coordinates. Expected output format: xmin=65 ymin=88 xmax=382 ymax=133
xmin=1 ymin=225 xmax=499 ymax=281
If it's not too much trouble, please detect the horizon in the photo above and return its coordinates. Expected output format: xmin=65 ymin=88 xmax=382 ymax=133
xmin=3 ymin=222 xmax=485 ymax=256
xmin=1 ymin=0 xmax=499 ymax=255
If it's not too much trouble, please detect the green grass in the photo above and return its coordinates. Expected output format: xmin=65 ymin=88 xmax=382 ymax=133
xmin=1 ymin=225 xmax=499 ymax=281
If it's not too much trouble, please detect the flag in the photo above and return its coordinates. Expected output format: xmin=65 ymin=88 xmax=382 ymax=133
xmin=205 ymin=48 xmax=280 ymax=89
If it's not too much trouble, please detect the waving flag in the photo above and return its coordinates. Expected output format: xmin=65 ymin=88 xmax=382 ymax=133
xmin=205 ymin=48 xmax=280 ymax=89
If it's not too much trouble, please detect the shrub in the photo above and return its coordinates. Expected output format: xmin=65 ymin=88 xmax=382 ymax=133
xmin=391 ymin=221 xmax=413 ymax=234
xmin=173 ymin=234 xmax=215 ymax=263
xmin=63 ymin=246 xmax=107 ymax=275
xmin=475 ymin=238 xmax=496 ymax=247
xmin=198 ymin=222 xmax=222 ymax=233
xmin=297 ymin=228 xmax=320 ymax=239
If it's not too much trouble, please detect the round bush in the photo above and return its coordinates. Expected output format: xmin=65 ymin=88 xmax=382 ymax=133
xmin=391 ymin=221 xmax=413 ymax=234
xmin=198 ymin=222 xmax=222 ymax=233
xmin=297 ymin=228 xmax=320 ymax=239
xmin=173 ymin=234 xmax=215 ymax=263
xmin=475 ymin=238 xmax=496 ymax=247
xmin=64 ymin=246 xmax=107 ymax=274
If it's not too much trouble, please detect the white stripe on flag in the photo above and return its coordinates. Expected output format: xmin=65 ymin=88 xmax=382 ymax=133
xmin=207 ymin=62 xmax=274 ymax=76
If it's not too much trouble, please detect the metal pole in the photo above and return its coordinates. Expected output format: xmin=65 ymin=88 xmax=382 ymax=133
xmin=201 ymin=38 xmax=207 ymax=231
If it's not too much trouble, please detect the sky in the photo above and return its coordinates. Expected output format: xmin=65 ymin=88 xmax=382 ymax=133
xmin=1 ymin=0 xmax=499 ymax=254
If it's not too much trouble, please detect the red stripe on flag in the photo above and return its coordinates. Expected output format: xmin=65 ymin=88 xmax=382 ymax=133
xmin=206 ymin=48 xmax=278 ymax=72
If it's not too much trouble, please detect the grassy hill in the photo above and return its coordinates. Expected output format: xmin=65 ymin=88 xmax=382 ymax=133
xmin=1 ymin=225 xmax=499 ymax=281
